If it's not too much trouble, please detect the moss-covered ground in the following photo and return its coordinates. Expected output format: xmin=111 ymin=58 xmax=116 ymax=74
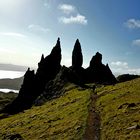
xmin=0 ymin=84 xmax=91 ymax=140
xmin=0 ymin=78 xmax=140 ymax=139
xmin=96 ymin=78 xmax=140 ymax=140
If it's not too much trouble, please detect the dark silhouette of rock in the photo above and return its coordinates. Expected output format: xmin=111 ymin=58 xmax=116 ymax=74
xmin=35 ymin=37 xmax=61 ymax=97
xmin=35 ymin=66 xmax=87 ymax=106
xmin=2 ymin=38 xmax=62 ymax=114
xmin=1 ymin=38 xmax=117 ymax=114
xmin=72 ymin=39 xmax=83 ymax=69
xmin=86 ymin=52 xmax=116 ymax=84
xmin=70 ymin=39 xmax=85 ymax=83
xmin=2 ymin=68 xmax=35 ymax=113
xmin=117 ymin=74 xmax=139 ymax=83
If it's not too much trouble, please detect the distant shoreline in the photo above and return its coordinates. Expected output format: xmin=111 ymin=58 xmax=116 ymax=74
xmin=0 ymin=88 xmax=19 ymax=93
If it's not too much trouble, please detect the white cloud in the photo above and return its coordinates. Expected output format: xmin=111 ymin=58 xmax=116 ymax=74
xmin=58 ymin=4 xmax=75 ymax=14
xmin=132 ymin=39 xmax=140 ymax=46
xmin=28 ymin=24 xmax=50 ymax=33
xmin=59 ymin=14 xmax=87 ymax=25
xmin=110 ymin=61 xmax=140 ymax=75
xmin=125 ymin=19 xmax=140 ymax=29
xmin=111 ymin=61 xmax=128 ymax=68
xmin=0 ymin=32 xmax=26 ymax=38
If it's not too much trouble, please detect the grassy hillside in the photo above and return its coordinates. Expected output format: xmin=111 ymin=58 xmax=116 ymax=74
xmin=96 ymin=78 xmax=140 ymax=140
xmin=0 ymin=78 xmax=140 ymax=139
xmin=0 ymin=77 xmax=23 ymax=90
xmin=0 ymin=84 xmax=91 ymax=140
xmin=0 ymin=92 xmax=17 ymax=111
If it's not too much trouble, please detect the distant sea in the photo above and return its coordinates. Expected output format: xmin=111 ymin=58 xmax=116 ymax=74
xmin=0 ymin=70 xmax=25 ymax=93
xmin=0 ymin=70 xmax=25 ymax=79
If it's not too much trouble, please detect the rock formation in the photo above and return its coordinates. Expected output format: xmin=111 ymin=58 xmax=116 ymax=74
xmin=35 ymin=38 xmax=61 ymax=97
xmin=3 ymin=68 xmax=35 ymax=113
xmin=1 ymin=38 xmax=117 ymax=114
xmin=2 ymin=38 xmax=62 ymax=114
xmin=72 ymin=39 xmax=83 ymax=69
xmin=35 ymin=66 xmax=87 ymax=106
xmin=86 ymin=52 xmax=117 ymax=84
xmin=71 ymin=39 xmax=85 ymax=82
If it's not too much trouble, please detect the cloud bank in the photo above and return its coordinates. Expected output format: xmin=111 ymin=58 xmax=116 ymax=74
xmin=58 ymin=3 xmax=88 ymax=25
xmin=58 ymin=4 xmax=75 ymax=14
xmin=59 ymin=14 xmax=87 ymax=25
xmin=28 ymin=24 xmax=50 ymax=33
xmin=125 ymin=19 xmax=140 ymax=29
xmin=111 ymin=61 xmax=140 ymax=75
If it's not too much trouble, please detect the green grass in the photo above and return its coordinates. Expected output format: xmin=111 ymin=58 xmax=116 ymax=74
xmin=0 ymin=78 xmax=140 ymax=139
xmin=0 ymin=84 xmax=91 ymax=140
xmin=96 ymin=78 xmax=140 ymax=140
xmin=0 ymin=92 xmax=17 ymax=110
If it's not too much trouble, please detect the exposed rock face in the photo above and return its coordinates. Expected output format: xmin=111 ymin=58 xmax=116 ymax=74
xmin=2 ymin=38 xmax=62 ymax=114
xmin=35 ymin=38 xmax=61 ymax=97
xmin=71 ymin=39 xmax=85 ymax=82
xmin=1 ymin=38 xmax=117 ymax=114
xmin=72 ymin=39 xmax=83 ymax=69
xmin=90 ymin=52 xmax=102 ymax=67
xmin=3 ymin=68 xmax=36 ymax=113
xmin=35 ymin=66 xmax=85 ymax=106
xmin=86 ymin=52 xmax=116 ymax=84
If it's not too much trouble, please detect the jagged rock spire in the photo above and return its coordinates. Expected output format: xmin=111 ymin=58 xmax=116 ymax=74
xmin=50 ymin=38 xmax=61 ymax=62
xmin=90 ymin=52 xmax=102 ymax=67
xmin=38 ymin=54 xmax=44 ymax=67
xmin=41 ymin=54 xmax=44 ymax=61
xmin=72 ymin=39 xmax=83 ymax=69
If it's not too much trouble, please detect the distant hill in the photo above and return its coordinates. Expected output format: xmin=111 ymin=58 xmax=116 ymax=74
xmin=0 ymin=63 xmax=28 ymax=72
xmin=0 ymin=92 xmax=17 ymax=111
xmin=0 ymin=77 xmax=23 ymax=90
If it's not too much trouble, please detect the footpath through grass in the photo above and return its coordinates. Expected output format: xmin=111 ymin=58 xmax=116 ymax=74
xmin=96 ymin=78 xmax=140 ymax=140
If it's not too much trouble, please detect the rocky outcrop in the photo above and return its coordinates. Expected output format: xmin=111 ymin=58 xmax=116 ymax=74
xmin=1 ymin=38 xmax=116 ymax=114
xmin=35 ymin=66 xmax=86 ymax=106
xmin=2 ymin=38 xmax=62 ymax=114
xmin=35 ymin=38 xmax=61 ymax=97
xmin=86 ymin=52 xmax=116 ymax=84
xmin=71 ymin=39 xmax=85 ymax=82
xmin=2 ymin=68 xmax=35 ymax=113
xmin=72 ymin=39 xmax=83 ymax=69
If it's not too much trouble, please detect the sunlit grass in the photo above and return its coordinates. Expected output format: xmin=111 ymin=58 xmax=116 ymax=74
xmin=96 ymin=78 xmax=140 ymax=140
xmin=0 ymin=85 xmax=91 ymax=140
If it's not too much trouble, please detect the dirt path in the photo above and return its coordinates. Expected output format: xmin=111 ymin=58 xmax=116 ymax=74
xmin=83 ymin=92 xmax=100 ymax=140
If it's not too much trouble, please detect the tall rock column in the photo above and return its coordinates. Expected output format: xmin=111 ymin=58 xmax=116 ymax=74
xmin=72 ymin=39 xmax=83 ymax=69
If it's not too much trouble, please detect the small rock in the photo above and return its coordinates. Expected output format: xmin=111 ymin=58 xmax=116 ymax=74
xmin=127 ymin=124 xmax=140 ymax=130
xmin=127 ymin=103 xmax=136 ymax=108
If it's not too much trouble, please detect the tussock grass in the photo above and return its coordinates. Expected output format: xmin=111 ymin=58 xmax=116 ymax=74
xmin=96 ymin=78 xmax=140 ymax=140
xmin=0 ymin=85 xmax=91 ymax=140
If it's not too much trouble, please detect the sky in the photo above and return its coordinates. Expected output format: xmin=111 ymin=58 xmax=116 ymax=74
xmin=0 ymin=0 xmax=140 ymax=75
